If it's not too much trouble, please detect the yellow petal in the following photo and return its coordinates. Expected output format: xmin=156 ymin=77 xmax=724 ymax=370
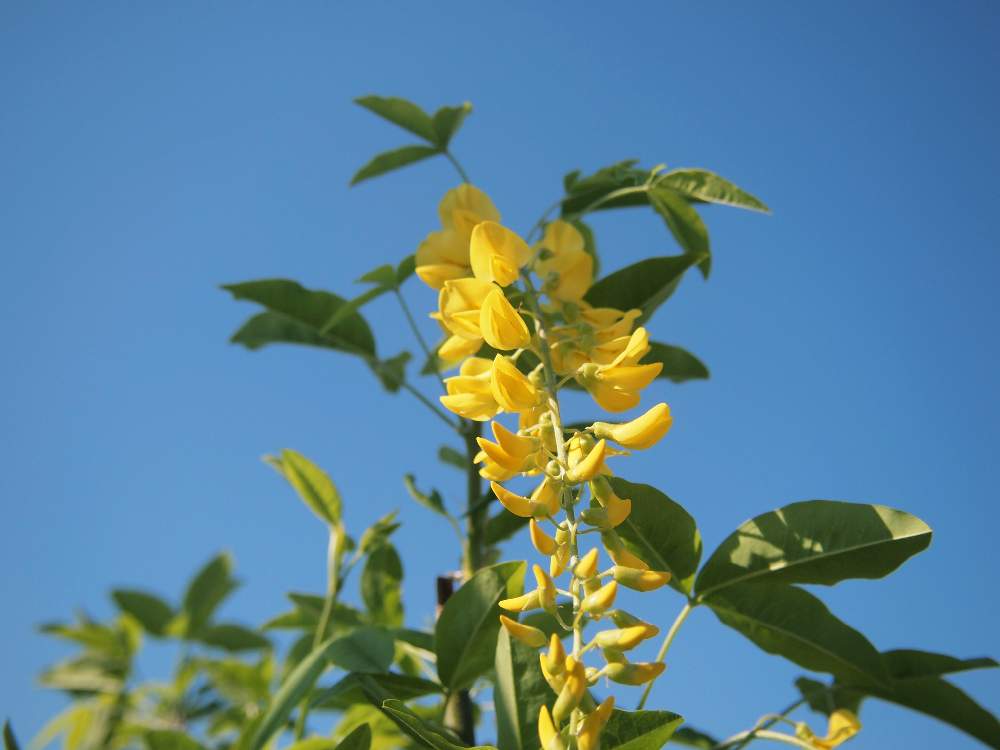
xmin=597 ymin=363 xmax=663 ymax=390
xmin=480 ymin=288 xmax=532 ymax=351
xmin=612 ymin=566 xmax=671 ymax=592
xmin=439 ymin=184 xmax=500 ymax=236
xmin=538 ymin=705 xmax=565 ymax=750
xmin=552 ymin=658 xmax=587 ymax=722
xmin=491 ymin=481 xmax=534 ymax=517
xmin=567 ymin=439 xmax=608 ymax=483
xmin=438 ymin=334 xmax=483 ymax=368
xmin=498 ymin=591 xmax=542 ymax=612
xmin=594 ymin=624 xmax=660 ymax=651
xmin=581 ymin=580 xmax=618 ymax=615
xmin=470 ymin=221 xmax=532 ymax=286
xmin=605 ymin=661 xmax=665 ymax=685
xmin=530 ymin=519 xmax=558 ymax=556
xmin=574 ymin=547 xmax=600 ymax=579
xmin=499 ymin=615 xmax=547 ymax=648
xmin=531 ymin=477 xmax=562 ymax=516
xmin=591 ymin=403 xmax=673 ymax=450
xmin=490 ymin=355 xmax=540 ymax=412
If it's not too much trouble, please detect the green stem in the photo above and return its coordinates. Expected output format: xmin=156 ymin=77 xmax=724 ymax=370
xmin=294 ymin=528 xmax=341 ymax=740
xmin=636 ymin=601 xmax=695 ymax=709
xmin=400 ymin=380 xmax=459 ymax=430
xmin=726 ymin=697 xmax=807 ymax=750
xmin=394 ymin=288 xmax=446 ymax=390
xmin=461 ymin=422 xmax=486 ymax=578
xmin=715 ymin=729 xmax=813 ymax=750
xmin=444 ymin=150 xmax=471 ymax=183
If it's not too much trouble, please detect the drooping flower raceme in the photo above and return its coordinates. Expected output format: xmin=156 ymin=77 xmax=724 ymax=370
xmin=417 ymin=185 xmax=677 ymax=750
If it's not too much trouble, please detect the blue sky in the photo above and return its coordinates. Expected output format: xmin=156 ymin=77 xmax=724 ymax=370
xmin=2 ymin=2 xmax=998 ymax=748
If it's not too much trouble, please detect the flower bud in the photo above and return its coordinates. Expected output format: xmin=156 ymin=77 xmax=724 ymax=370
xmin=605 ymin=661 xmax=666 ymax=685
xmin=538 ymin=705 xmax=566 ymax=750
xmin=566 ymin=439 xmax=608 ymax=483
xmin=574 ymin=548 xmax=600 ymax=579
xmin=594 ymin=624 xmax=660 ymax=651
xmin=577 ymin=697 xmax=615 ymax=750
xmin=498 ymin=590 xmax=541 ymax=612
xmin=499 ymin=615 xmax=548 ymax=648
xmin=581 ymin=580 xmax=618 ymax=615
xmin=601 ymin=530 xmax=649 ymax=570
xmin=551 ymin=657 xmax=586 ymax=722
xmin=608 ymin=609 xmax=645 ymax=628
xmin=533 ymin=564 xmax=557 ymax=614
xmin=590 ymin=403 xmax=673 ymax=450
xmin=612 ymin=566 xmax=671 ymax=592
xmin=530 ymin=519 xmax=558 ymax=556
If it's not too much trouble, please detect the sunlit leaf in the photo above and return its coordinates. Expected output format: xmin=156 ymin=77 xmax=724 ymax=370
xmin=643 ymin=342 xmax=709 ymax=383
xmin=351 ymin=145 xmax=440 ymax=187
xmin=658 ymin=169 xmax=770 ymax=213
xmin=432 ymin=102 xmax=472 ymax=147
xmin=181 ymin=553 xmax=238 ymax=638
xmin=494 ymin=629 xmax=550 ymax=750
xmin=111 ymin=590 xmax=174 ymax=637
xmin=584 ymin=255 xmax=702 ymax=325
xmin=355 ymin=96 xmax=438 ymax=142
xmin=601 ymin=709 xmax=684 ymax=750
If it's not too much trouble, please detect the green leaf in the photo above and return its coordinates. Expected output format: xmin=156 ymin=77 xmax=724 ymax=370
xmin=432 ymin=102 xmax=472 ymax=147
xmin=197 ymin=623 xmax=271 ymax=652
xmin=484 ymin=511 xmax=529 ymax=546
xmin=4 ymin=721 xmax=21 ymax=750
xmin=882 ymin=649 xmax=998 ymax=679
xmin=321 ymin=286 xmax=393 ymax=334
xmin=372 ymin=351 xmax=412 ymax=393
xmin=437 ymin=446 xmax=467 ymax=471
xmin=600 ymin=709 xmax=684 ymax=750
xmin=648 ymin=188 xmax=711 ymax=278
xmin=313 ymin=672 xmax=443 ymax=711
xmin=583 ymin=255 xmax=702 ymax=325
xmin=351 ymin=145 xmax=441 ymax=187
xmin=361 ymin=545 xmax=404 ymax=628
xmin=794 ymin=676 xmax=862 ymax=717
xmin=607 ymin=479 xmax=702 ymax=594
xmin=658 ymin=169 xmax=770 ymax=213
xmin=670 ymin=727 xmax=719 ymax=749
xmin=271 ymin=449 xmax=342 ymax=527
xmin=560 ymin=160 xmax=650 ymax=216
xmin=494 ymin=629 xmax=551 ymax=750
xmin=355 ymin=96 xmax=438 ymax=143
xmin=284 ymin=740 xmax=340 ymax=750
xmin=703 ymin=583 xmax=888 ymax=686
xmin=404 ymin=474 xmax=449 ymax=518
xmin=695 ymin=500 xmax=933 ymax=598
xmin=249 ymin=638 xmax=341 ymax=750
xmin=396 ymin=255 xmax=417 ymax=286
xmin=111 ymin=589 xmax=174 ymax=636
xmin=359 ymin=264 xmax=398 ymax=287
xmin=875 ymin=676 xmax=1000 ymax=748
xmin=224 ymin=279 xmax=376 ymax=357
xmin=377 ymin=699 xmax=497 ymax=750
xmin=566 ymin=218 xmax=600 ymax=278
xmin=335 ymin=724 xmax=373 ymax=750
xmin=327 ymin=627 xmax=395 ymax=674
xmin=181 ymin=553 xmax=238 ymax=638
xmin=435 ymin=560 xmax=526 ymax=691
xmin=358 ymin=512 xmax=401 ymax=555
xmin=643 ymin=342 xmax=709 ymax=383
xmin=145 ymin=730 xmax=207 ymax=750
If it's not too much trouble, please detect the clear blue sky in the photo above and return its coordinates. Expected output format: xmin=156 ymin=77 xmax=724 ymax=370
xmin=2 ymin=2 xmax=998 ymax=748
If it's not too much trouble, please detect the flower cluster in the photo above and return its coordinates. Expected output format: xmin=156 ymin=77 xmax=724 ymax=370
xmin=417 ymin=185 xmax=676 ymax=750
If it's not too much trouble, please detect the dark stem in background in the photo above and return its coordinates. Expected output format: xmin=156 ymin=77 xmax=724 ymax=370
xmin=438 ymin=575 xmax=476 ymax=744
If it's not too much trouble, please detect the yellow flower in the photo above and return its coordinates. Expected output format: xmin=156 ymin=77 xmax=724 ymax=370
xmin=574 ymin=547 xmax=600 ymax=579
xmin=535 ymin=220 xmax=595 ymax=302
xmin=795 ymin=710 xmax=861 ymax=749
xmin=612 ymin=566 xmax=671 ymax=592
xmin=594 ymin=624 xmax=660 ymax=651
xmin=591 ymin=402 xmax=673 ymax=450
xmin=566 ymin=435 xmax=610 ymax=483
xmin=499 ymin=590 xmax=542 ymax=613
xmin=577 ymin=697 xmax=615 ymax=750
xmin=605 ymin=661 xmax=665 ymax=685
xmin=480 ymin=288 xmax=532 ymax=350
xmin=552 ymin=657 xmax=587 ymax=722
xmin=438 ymin=333 xmax=483 ymax=369
xmin=540 ymin=633 xmax=567 ymax=683
xmin=476 ymin=421 xmax=539 ymax=479
xmin=438 ymin=277 xmax=494 ymax=340
xmin=538 ymin=705 xmax=566 ymax=750
xmin=415 ymin=185 xmax=500 ymax=289
xmin=490 ymin=355 xmax=540 ymax=412
xmin=533 ymin=563 xmax=558 ymax=613
xmin=581 ymin=580 xmax=618 ymax=615
xmin=440 ymin=357 xmax=499 ymax=421
xmin=591 ymin=477 xmax=631 ymax=527
xmin=577 ymin=361 xmax=663 ymax=413
xmin=499 ymin=615 xmax=548 ymax=648
xmin=602 ymin=530 xmax=649 ymax=570
xmin=530 ymin=519 xmax=558 ymax=556
xmin=491 ymin=481 xmax=553 ymax=518
xmin=530 ymin=477 xmax=563 ymax=516
xmin=470 ymin=221 xmax=532 ymax=287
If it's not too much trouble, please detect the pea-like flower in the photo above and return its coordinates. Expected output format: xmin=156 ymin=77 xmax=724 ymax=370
xmin=594 ymin=624 xmax=660 ymax=650
xmin=581 ymin=580 xmax=618 ymax=615
xmin=612 ymin=566 xmax=671 ymax=592
xmin=590 ymin=477 xmax=632 ymax=527
xmin=538 ymin=705 xmax=566 ymax=750
xmin=500 ymin=615 xmax=548 ymax=648
xmin=591 ymin=402 xmax=673 ymax=450
xmin=480 ymin=288 xmax=532 ymax=351
xmin=605 ymin=661 xmax=666 ymax=685
xmin=476 ymin=421 xmax=541 ymax=480
xmin=470 ymin=221 xmax=533 ymax=287
xmin=415 ymin=185 xmax=500 ymax=288
xmin=535 ymin=220 xmax=594 ymax=302
xmin=440 ymin=357 xmax=499 ymax=421
xmin=577 ymin=697 xmax=615 ymax=750
xmin=795 ymin=710 xmax=861 ymax=749
xmin=490 ymin=355 xmax=541 ymax=412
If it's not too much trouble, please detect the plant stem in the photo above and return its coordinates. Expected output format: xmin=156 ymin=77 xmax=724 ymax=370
xmin=400 ymin=380 xmax=459 ymax=430
xmin=444 ymin=150 xmax=471 ymax=183
xmin=394 ymin=288 xmax=446 ymax=390
xmin=725 ymin=697 xmax=807 ymax=750
xmin=293 ymin=528 xmax=341 ymax=740
xmin=715 ymin=729 xmax=813 ymax=750
xmin=636 ymin=601 xmax=695 ymax=709
xmin=461 ymin=422 xmax=486 ymax=578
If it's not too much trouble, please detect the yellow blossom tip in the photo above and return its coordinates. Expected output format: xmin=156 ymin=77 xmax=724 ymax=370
xmin=499 ymin=614 xmax=548 ymax=648
xmin=530 ymin=519 xmax=559 ymax=556
xmin=612 ymin=566 xmax=671 ymax=592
